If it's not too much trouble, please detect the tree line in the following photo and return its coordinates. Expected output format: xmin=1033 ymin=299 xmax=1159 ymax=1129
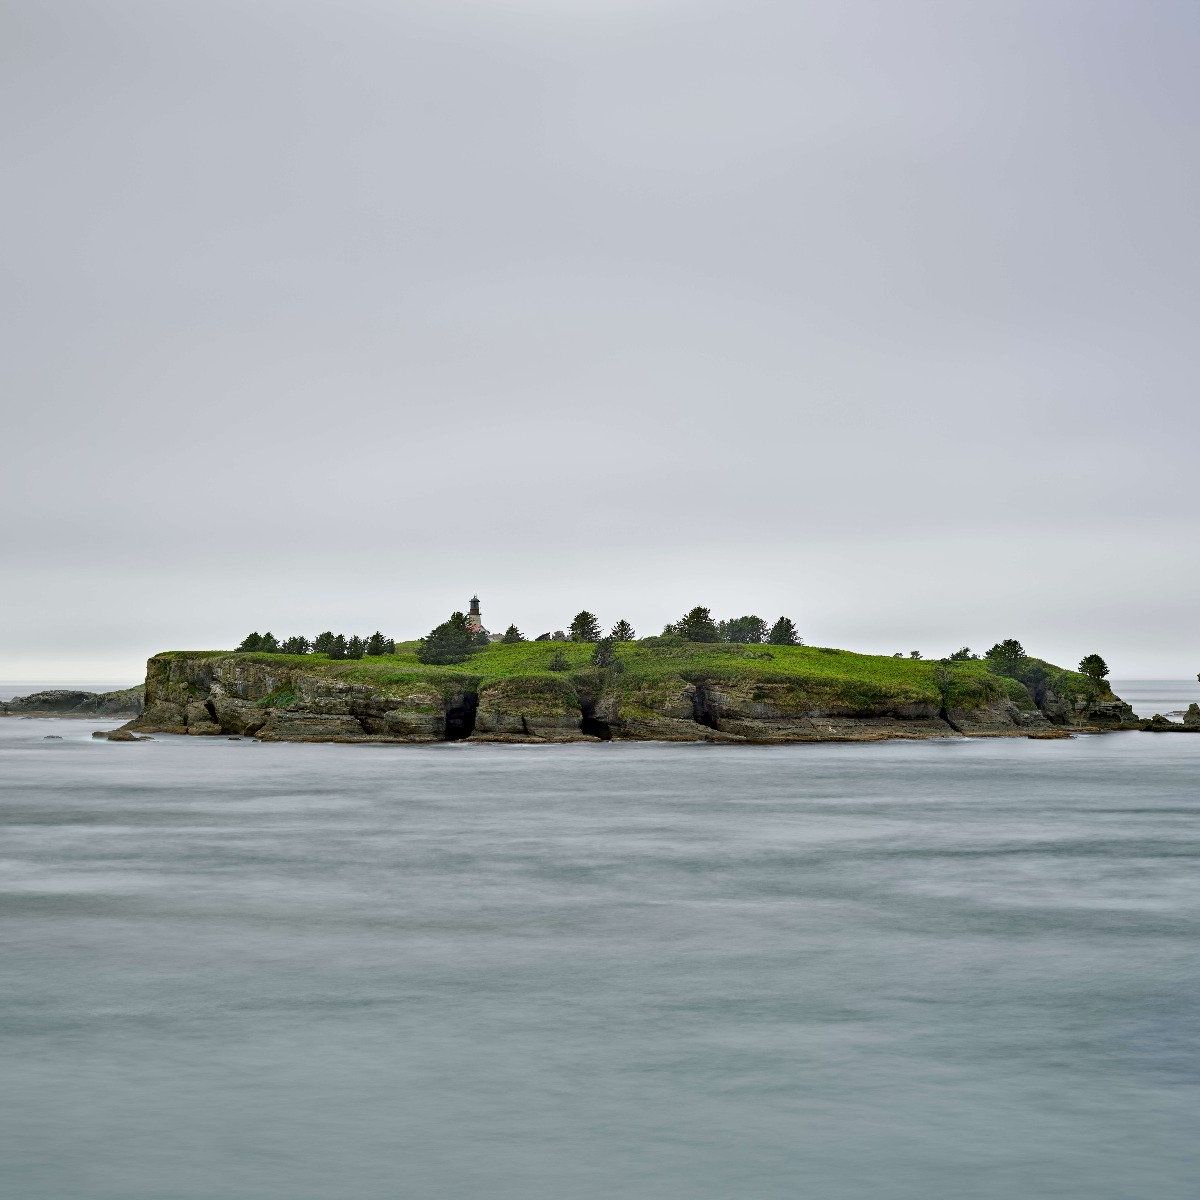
xmin=236 ymin=631 xmax=396 ymax=659
xmin=415 ymin=606 xmax=801 ymax=665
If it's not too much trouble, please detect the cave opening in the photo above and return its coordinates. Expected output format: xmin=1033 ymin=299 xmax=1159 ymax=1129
xmin=690 ymin=685 xmax=719 ymax=730
xmin=444 ymin=693 xmax=478 ymax=741
xmin=204 ymin=699 xmax=219 ymax=723
xmin=579 ymin=701 xmax=612 ymax=741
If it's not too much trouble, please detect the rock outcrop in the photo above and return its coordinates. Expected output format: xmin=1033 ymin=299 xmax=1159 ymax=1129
xmin=112 ymin=652 xmax=1139 ymax=746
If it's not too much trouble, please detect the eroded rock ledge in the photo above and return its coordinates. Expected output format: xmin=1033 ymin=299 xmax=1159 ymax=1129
xmin=107 ymin=653 xmax=1138 ymax=745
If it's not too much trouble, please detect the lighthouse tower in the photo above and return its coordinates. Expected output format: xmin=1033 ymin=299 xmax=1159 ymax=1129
xmin=466 ymin=594 xmax=487 ymax=639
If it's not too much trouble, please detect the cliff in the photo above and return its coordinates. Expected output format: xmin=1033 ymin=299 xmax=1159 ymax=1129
xmin=113 ymin=642 xmax=1136 ymax=744
xmin=3 ymin=686 xmax=144 ymax=718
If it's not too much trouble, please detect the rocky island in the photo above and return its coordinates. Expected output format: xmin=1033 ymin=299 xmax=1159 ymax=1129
xmin=107 ymin=639 xmax=1138 ymax=744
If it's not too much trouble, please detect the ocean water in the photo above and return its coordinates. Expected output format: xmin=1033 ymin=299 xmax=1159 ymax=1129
xmin=1114 ymin=678 xmax=1200 ymax=719
xmin=1 ymin=719 xmax=1197 ymax=1200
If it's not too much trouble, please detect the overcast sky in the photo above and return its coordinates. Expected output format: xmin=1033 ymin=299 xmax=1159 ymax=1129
xmin=3 ymin=0 xmax=1198 ymax=682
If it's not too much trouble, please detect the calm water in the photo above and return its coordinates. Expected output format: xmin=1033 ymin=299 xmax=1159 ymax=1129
xmin=1 ymin=719 xmax=1197 ymax=1199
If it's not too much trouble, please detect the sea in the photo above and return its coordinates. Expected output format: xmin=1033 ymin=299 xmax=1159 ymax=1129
xmin=1 ymin=681 xmax=1197 ymax=1199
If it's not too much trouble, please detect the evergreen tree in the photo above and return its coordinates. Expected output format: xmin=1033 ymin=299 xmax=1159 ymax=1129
xmin=259 ymin=632 xmax=280 ymax=653
xmin=568 ymin=611 xmax=602 ymax=642
xmin=909 ymin=650 xmax=922 ymax=660
xmin=346 ymin=635 xmax=365 ymax=659
xmin=677 ymin=606 xmax=720 ymax=642
xmin=281 ymin=635 xmax=310 ymax=655
xmin=722 ymin=615 xmax=768 ymax=644
xmin=383 ymin=638 xmax=396 ymax=654
xmin=416 ymin=613 xmax=476 ymax=665
xmin=591 ymin=637 xmax=624 ymax=672
xmin=1078 ymin=653 xmax=1109 ymax=683
xmin=365 ymin=631 xmax=387 ymax=656
xmin=237 ymin=632 xmax=263 ymax=652
xmin=313 ymin=631 xmax=335 ymax=655
xmin=548 ymin=650 xmax=570 ymax=671
xmin=610 ymin=619 xmax=635 ymax=641
xmin=768 ymin=617 xmax=800 ymax=645
xmin=985 ymin=639 xmax=1027 ymax=674
xmin=947 ymin=647 xmax=975 ymax=661
xmin=328 ymin=634 xmax=348 ymax=660
xmin=534 ymin=632 xmax=551 ymax=641
xmin=551 ymin=630 xmax=567 ymax=641
xmin=501 ymin=624 xmax=525 ymax=643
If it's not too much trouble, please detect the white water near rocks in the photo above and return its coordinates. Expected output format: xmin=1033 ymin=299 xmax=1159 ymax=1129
xmin=1 ymin=712 xmax=1197 ymax=1199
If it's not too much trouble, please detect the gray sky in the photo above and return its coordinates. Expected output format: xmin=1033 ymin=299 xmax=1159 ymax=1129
xmin=3 ymin=0 xmax=1198 ymax=681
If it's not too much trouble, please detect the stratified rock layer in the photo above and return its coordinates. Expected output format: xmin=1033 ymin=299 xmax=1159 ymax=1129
xmin=117 ymin=652 xmax=1139 ymax=745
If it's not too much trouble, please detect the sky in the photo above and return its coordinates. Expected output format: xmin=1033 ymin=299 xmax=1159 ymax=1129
xmin=2 ymin=0 xmax=1198 ymax=682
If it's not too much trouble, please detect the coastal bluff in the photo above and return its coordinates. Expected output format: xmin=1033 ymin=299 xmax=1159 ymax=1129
xmin=112 ymin=642 xmax=1137 ymax=745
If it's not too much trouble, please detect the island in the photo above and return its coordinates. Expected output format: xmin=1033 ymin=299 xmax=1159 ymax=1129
xmin=106 ymin=639 xmax=1139 ymax=744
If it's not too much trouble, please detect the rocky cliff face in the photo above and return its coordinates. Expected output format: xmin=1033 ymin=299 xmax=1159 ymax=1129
xmin=2 ymin=687 xmax=143 ymax=717
xmin=115 ymin=653 xmax=1138 ymax=745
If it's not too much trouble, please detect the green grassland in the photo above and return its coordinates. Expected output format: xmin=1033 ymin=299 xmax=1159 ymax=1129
xmin=157 ymin=641 xmax=1104 ymax=711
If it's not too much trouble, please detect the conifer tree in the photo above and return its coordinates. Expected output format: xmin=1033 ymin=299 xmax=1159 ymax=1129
xmin=501 ymin=624 xmax=525 ymax=643
xmin=722 ymin=615 xmax=768 ymax=644
xmin=768 ymin=617 xmax=800 ymax=645
xmin=417 ymin=613 xmax=476 ymax=665
xmin=677 ymin=606 xmax=720 ymax=642
xmin=345 ymin=635 xmax=365 ymax=659
xmin=985 ymin=639 xmax=1027 ymax=674
xmin=237 ymin=632 xmax=263 ymax=652
xmin=610 ymin=619 xmax=635 ymax=641
xmin=259 ymin=632 xmax=280 ymax=652
xmin=383 ymin=637 xmax=396 ymax=654
xmin=592 ymin=637 xmax=620 ymax=670
xmin=568 ymin=611 xmax=602 ymax=642
xmin=313 ymin=631 xmax=335 ymax=655
xmin=1078 ymin=653 xmax=1109 ymax=683
xmin=328 ymin=634 xmax=348 ymax=660
xmin=365 ymin=631 xmax=387 ymax=656
xmin=548 ymin=650 xmax=570 ymax=671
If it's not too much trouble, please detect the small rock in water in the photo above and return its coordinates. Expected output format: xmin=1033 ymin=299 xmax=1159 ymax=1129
xmin=43 ymin=735 xmax=63 ymax=740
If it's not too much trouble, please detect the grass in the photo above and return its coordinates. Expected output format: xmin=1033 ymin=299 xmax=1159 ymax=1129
xmin=153 ymin=640 xmax=1105 ymax=711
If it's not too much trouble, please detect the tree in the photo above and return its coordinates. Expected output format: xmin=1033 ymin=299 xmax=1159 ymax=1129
xmin=551 ymin=630 xmax=567 ymax=641
xmin=909 ymin=650 xmax=922 ymax=660
xmin=568 ymin=611 xmax=602 ymax=642
xmin=1079 ymin=653 xmax=1109 ymax=683
xmin=383 ymin=638 xmax=396 ymax=654
xmin=417 ymin=612 xmax=476 ymax=665
xmin=237 ymin=632 xmax=263 ymax=652
xmin=592 ymin=637 xmax=618 ymax=669
xmin=534 ymin=632 xmax=551 ymax=641
xmin=501 ymin=624 xmax=525 ymax=643
xmin=328 ymin=634 xmax=348 ymax=660
xmin=985 ymin=639 xmax=1027 ymax=674
xmin=259 ymin=632 xmax=280 ymax=653
xmin=947 ymin=647 xmax=975 ymax=661
xmin=365 ymin=631 xmax=387 ymax=656
xmin=281 ymin=635 xmax=310 ymax=655
xmin=610 ymin=619 xmax=635 ymax=641
xmin=312 ymin=631 xmax=335 ymax=655
xmin=346 ymin=635 xmax=365 ymax=660
xmin=548 ymin=650 xmax=570 ymax=671
xmin=722 ymin=615 xmax=768 ymax=644
xmin=677 ymin=606 xmax=720 ymax=642
xmin=768 ymin=617 xmax=800 ymax=645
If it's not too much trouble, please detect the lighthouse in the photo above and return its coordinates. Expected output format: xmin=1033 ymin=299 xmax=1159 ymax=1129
xmin=466 ymin=594 xmax=488 ymax=640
